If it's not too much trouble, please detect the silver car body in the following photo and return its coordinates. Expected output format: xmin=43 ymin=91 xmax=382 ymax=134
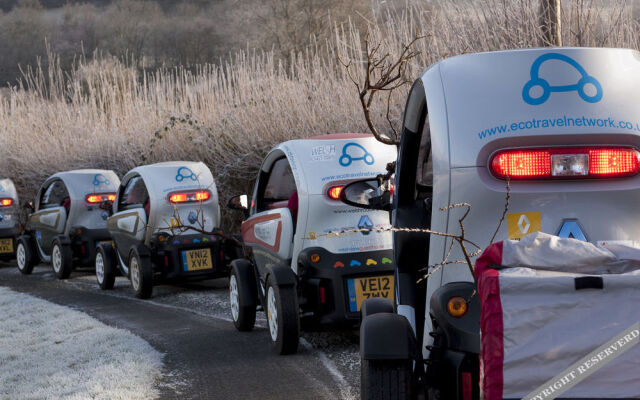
xmin=30 ymin=169 xmax=120 ymax=261
xmin=112 ymin=161 xmax=221 ymax=247
xmin=0 ymin=178 xmax=19 ymax=230
xmin=418 ymin=47 xmax=640 ymax=352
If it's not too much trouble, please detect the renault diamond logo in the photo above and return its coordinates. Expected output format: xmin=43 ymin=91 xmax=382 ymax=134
xmin=518 ymin=214 xmax=531 ymax=234
xmin=557 ymin=219 xmax=587 ymax=241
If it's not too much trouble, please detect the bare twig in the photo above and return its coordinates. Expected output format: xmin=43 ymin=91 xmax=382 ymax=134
xmin=490 ymin=177 xmax=511 ymax=244
xmin=338 ymin=31 xmax=425 ymax=146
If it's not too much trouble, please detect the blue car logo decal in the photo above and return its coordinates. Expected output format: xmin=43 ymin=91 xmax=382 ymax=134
xmin=358 ymin=215 xmax=374 ymax=235
xmin=188 ymin=211 xmax=198 ymax=224
xmin=350 ymin=260 xmax=362 ymax=267
xmin=101 ymin=211 xmax=109 ymax=221
xmin=93 ymin=174 xmax=110 ymax=186
xmin=522 ymin=53 xmax=603 ymax=106
xmin=339 ymin=142 xmax=375 ymax=167
xmin=175 ymin=167 xmax=198 ymax=182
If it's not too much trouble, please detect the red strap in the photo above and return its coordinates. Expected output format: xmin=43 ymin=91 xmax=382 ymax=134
xmin=476 ymin=242 xmax=504 ymax=400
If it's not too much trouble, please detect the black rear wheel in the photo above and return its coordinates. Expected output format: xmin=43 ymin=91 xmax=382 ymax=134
xmin=266 ymin=275 xmax=299 ymax=355
xmin=16 ymin=236 xmax=37 ymax=275
xmin=129 ymin=248 xmax=153 ymax=299
xmin=51 ymin=238 xmax=73 ymax=279
xmin=361 ymin=359 xmax=412 ymax=400
xmin=95 ymin=244 xmax=116 ymax=290
xmin=229 ymin=264 xmax=256 ymax=331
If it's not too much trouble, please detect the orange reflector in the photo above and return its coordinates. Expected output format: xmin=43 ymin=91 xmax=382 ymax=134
xmin=0 ymin=198 xmax=13 ymax=207
xmin=447 ymin=296 xmax=468 ymax=318
xmin=490 ymin=147 xmax=640 ymax=179
xmin=168 ymin=190 xmax=212 ymax=204
xmin=85 ymin=193 xmax=116 ymax=204
xmin=310 ymin=253 xmax=320 ymax=263
xmin=327 ymin=185 xmax=343 ymax=200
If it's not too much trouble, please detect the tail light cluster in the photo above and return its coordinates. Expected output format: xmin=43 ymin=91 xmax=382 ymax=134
xmin=490 ymin=146 xmax=640 ymax=179
xmin=168 ymin=190 xmax=211 ymax=204
xmin=0 ymin=198 xmax=13 ymax=207
xmin=86 ymin=193 xmax=116 ymax=204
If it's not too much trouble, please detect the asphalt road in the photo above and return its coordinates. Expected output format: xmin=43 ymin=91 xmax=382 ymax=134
xmin=0 ymin=264 xmax=351 ymax=400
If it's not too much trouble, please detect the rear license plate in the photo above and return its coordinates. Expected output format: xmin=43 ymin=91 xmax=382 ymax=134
xmin=0 ymin=238 xmax=13 ymax=254
xmin=181 ymin=248 xmax=213 ymax=272
xmin=347 ymin=275 xmax=394 ymax=312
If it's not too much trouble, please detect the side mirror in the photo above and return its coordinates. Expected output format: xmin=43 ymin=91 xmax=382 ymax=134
xmin=23 ymin=201 xmax=34 ymax=213
xmin=340 ymin=179 xmax=393 ymax=211
xmin=227 ymin=194 xmax=249 ymax=211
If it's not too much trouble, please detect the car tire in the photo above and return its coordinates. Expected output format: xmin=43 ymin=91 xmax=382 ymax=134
xmin=129 ymin=248 xmax=153 ymax=299
xmin=16 ymin=236 xmax=37 ymax=275
xmin=229 ymin=265 xmax=256 ymax=331
xmin=51 ymin=238 xmax=73 ymax=279
xmin=266 ymin=275 xmax=299 ymax=355
xmin=361 ymin=358 xmax=412 ymax=400
xmin=95 ymin=244 xmax=116 ymax=290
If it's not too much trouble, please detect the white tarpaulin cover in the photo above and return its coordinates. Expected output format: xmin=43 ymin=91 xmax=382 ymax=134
xmin=476 ymin=232 xmax=640 ymax=399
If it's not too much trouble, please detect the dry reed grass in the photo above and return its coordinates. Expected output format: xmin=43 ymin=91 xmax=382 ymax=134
xmin=0 ymin=0 xmax=637 ymax=229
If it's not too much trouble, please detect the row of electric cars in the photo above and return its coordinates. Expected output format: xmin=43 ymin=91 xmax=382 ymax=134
xmin=4 ymin=135 xmax=400 ymax=357
xmin=4 ymin=46 xmax=628 ymax=400
xmin=11 ymin=162 xmax=237 ymax=299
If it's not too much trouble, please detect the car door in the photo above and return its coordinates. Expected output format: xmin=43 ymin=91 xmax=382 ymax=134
xmin=107 ymin=176 xmax=148 ymax=265
xmin=30 ymin=179 xmax=69 ymax=258
xmin=242 ymin=157 xmax=295 ymax=277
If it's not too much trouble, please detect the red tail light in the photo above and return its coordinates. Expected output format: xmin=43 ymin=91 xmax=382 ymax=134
xmin=327 ymin=185 xmax=343 ymax=200
xmin=490 ymin=147 xmax=640 ymax=179
xmin=86 ymin=193 xmax=116 ymax=204
xmin=168 ymin=190 xmax=211 ymax=204
xmin=0 ymin=198 xmax=13 ymax=207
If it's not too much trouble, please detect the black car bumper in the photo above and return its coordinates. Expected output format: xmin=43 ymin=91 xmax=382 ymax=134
xmin=297 ymin=247 xmax=395 ymax=329
xmin=69 ymin=227 xmax=112 ymax=267
xmin=149 ymin=233 xmax=233 ymax=282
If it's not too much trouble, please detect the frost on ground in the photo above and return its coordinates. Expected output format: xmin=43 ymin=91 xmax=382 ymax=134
xmin=63 ymin=271 xmax=361 ymax=398
xmin=0 ymin=286 xmax=163 ymax=400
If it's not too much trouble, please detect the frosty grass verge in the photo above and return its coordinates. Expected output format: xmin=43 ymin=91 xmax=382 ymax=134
xmin=0 ymin=287 xmax=163 ymax=400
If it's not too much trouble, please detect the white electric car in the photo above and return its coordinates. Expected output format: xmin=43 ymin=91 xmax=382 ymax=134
xmin=340 ymin=47 xmax=640 ymax=399
xmin=16 ymin=170 xmax=120 ymax=278
xmin=227 ymin=133 xmax=397 ymax=354
xmin=0 ymin=179 xmax=20 ymax=262
xmin=96 ymin=161 xmax=239 ymax=299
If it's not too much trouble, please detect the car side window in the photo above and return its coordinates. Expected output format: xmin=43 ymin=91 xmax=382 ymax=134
xmin=40 ymin=180 xmax=70 ymax=209
xmin=417 ymin=124 xmax=433 ymax=188
xmin=119 ymin=176 xmax=149 ymax=210
xmin=264 ymin=158 xmax=296 ymax=200
xmin=258 ymin=157 xmax=297 ymax=211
